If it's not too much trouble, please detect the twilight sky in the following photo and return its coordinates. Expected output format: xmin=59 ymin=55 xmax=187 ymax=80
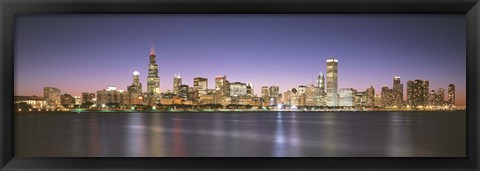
xmin=15 ymin=14 xmax=466 ymax=105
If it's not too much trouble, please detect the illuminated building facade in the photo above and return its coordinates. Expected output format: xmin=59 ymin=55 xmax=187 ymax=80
xmin=428 ymin=90 xmax=437 ymax=106
xmin=407 ymin=79 xmax=429 ymax=108
xmin=147 ymin=46 xmax=161 ymax=96
xmin=178 ymin=84 xmax=189 ymax=100
xmin=173 ymin=74 xmax=182 ymax=95
xmin=261 ymin=86 xmax=269 ymax=106
xmin=215 ymin=75 xmax=229 ymax=98
xmin=366 ymin=86 xmax=375 ymax=106
xmin=381 ymin=86 xmax=393 ymax=107
xmin=283 ymin=90 xmax=291 ymax=106
xmin=81 ymin=92 xmax=95 ymax=104
xmin=339 ymin=88 xmax=355 ymax=107
xmin=246 ymin=82 xmax=254 ymax=97
xmin=269 ymin=86 xmax=280 ymax=106
xmin=437 ymin=88 xmax=445 ymax=106
xmin=354 ymin=91 xmax=368 ymax=107
xmin=194 ymin=77 xmax=208 ymax=97
xmin=229 ymin=82 xmax=247 ymax=97
xmin=96 ymin=86 xmax=128 ymax=107
xmin=289 ymin=87 xmax=298 ymax=107
xmin=297 ymin=85 xmax=306 ymax=106
xmin=326 ymin=58 xmax=338 ymax=106
xmin=60 ymin=93 xmax=75 ymax=108
xmin=305 ymin=84 xmax=316 ymax=106
xmin=448 ymin=84 xmax=455 ymax=107
xmin=14 ymin=96 xmax=46 ymax=109
xmin=316 ymin=72 xmax=326 ymax=106
xmin=392 ymin=76 xmax=403 ymax=107
xmin=127 ymin=71 xmax=143 ymax=105
xmin=44 ymin=86 xmax=61 ymax=108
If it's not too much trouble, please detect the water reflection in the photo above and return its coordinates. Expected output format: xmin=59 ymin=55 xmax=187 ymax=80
xmin=126 ymin=113 xmax=147 ymax=156
xmin=147 ymin=113 xmax=165 ymax=156
xmin=273 ymin=112 xmax=286 ymax=156
xmin=15 ymin=111 xmax=466 ymax=157
xmin=170 ymin=114 xmax=186 ymax=156
xmin=387 ymin=112 xmax=413 ymax=156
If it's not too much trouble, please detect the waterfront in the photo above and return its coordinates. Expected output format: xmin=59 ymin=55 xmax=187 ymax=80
xmin=15 ymin=111 xmax=465 ymax=157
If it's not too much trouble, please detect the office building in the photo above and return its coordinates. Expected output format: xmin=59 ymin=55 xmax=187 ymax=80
xmin=448 ymin=84 xmax=455 ymax=107
xmin=437 ymin=88 xmax=445 ymax=106
xmin=60 ymin=93 xmax=75 ymax=108
xmin=97 ymin=86 xmax=128 ymax=107
xmin=261 ymin=86 xmax=269 ymax=106
xmin=269 ymin=86 xmax=280 ymax=106
xmin=81 ymin=92 xmax=95 ymax=104
xmin=326 ymin=58 xmax=339 ymax=106
xmin=407 ymin=79 xmax=429 ymax=108
xmin=230 ymin=82 xmax=247 ymax=97
xmin=392 ymin=76 xmax=403 ymax=107
xmin=339 ymin=88 xmax=355 ymax=107
xmin=381 ymin=86 xmax=393 ymax=108
xmin=215 ymin=75 xmax=229 ymax=98
xmin=147 ymin=45 xmax=161 ymax=95
xmin=194 ymin=77 xmax=208 ymax=97
xmin=316 ymin=72 xmax=326 ymax=106
xmin=173 ymin=74 xmax=182 ymax=95
xmin=366 ymin=86 xmax=375 ymax=106
xmin=127 ymin=71 xmax=143 ymax=105
xmin=44 ymin=87 xmax=61 ymax=108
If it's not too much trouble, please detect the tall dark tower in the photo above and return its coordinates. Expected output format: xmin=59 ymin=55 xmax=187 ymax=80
xmin=147 ymin=45 xmax=160 ymax=96
xmin=392 ymin=76 xmax=403 ymax=107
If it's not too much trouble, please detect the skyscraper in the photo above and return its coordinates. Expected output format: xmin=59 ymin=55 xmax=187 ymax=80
xmin=261 ymin=86 xmax=269 ymax=106
xmin=147 ymin=45 xmax=160 ymax=96
xmin=44 ymin=87 xmax=61 ymax=108
xmin=326 ymin=58 xmax=338 ymax=106
xmin=339 ymin=88 xmax=355 ymax=107
xmin=448 ymin=84 xmax=455 ymax=107
xmin=392 ymin=76 xmax=403 ymax=107
xmin=194 ymin=77 xmax=208 ymax=97
xmin=178 ymin=84 xmax=189 ymax=100
xmin=246 ymin=82 xmax=254 ymax=97
xmin=437 ymin=88 xmax=445 ymax=106
xmin=381 ymin=86 xmax=393 ymax=108
xmin=215 ymin=75 xmax=229 ymax=98
xmin=316 ymin=72 xmax=326 ymax=106
xmin=229 ymin=82 xmax=247 ymax=97
xmin=407 ymin=80 xmax=429 ymax=108
xmin=297 ymin=85 xmax=307 ymax=106
xmin=366 ymin=86 xmax=375 ymax=106
xmin=428 ymin=90 xmax=437 ymax=106
xmin=173 ymin=74 xmax=182 ymax=95
xmin=127 ymin=71 xmax=143 ymax=105
xmin=269 ymin=86 xmax=280 ymax=106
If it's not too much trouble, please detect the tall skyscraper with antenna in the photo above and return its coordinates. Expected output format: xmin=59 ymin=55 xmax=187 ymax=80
xmin=147 ymin=45 xmax=160 ymax=96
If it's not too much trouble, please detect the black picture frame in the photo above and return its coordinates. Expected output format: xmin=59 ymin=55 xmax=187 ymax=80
xmin=1 ymin=0 xmax=479 ymax=170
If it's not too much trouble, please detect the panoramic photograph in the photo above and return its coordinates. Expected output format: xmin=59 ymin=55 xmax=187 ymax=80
xmin=14 ymin=14 xmax=466 ymax=157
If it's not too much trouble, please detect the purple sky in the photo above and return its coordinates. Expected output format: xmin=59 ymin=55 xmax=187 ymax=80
xmin=15 ymin=14 xmax=466 ymax=105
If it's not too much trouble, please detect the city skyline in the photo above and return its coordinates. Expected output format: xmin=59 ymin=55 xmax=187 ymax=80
xmin=15 ymin=14 xmax=466 ymax=105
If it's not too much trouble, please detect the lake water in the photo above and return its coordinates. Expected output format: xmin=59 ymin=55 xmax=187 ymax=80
xmin=15 ymin=111 xmax=466 ymax=157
